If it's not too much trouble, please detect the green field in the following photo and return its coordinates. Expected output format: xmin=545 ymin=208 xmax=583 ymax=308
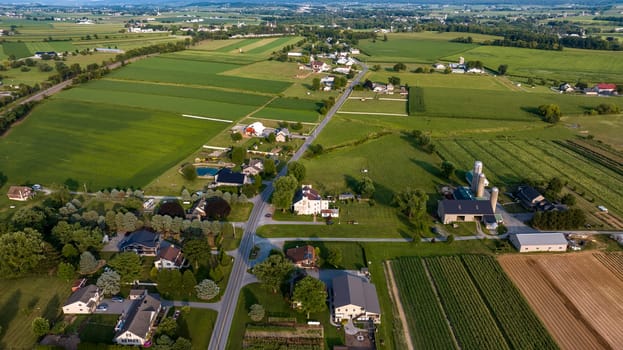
xmin=0 ymin=277 xmax=71 ymax=349
xmin=447 ymin=45 xmax=623 ymax=83
xmin=177 ymin=308 xmax=218 ymax=349
xmin=340 ymin=98 xmax=407 ymax=115
xmin=358 ymin=33 xmax=478 ymax=63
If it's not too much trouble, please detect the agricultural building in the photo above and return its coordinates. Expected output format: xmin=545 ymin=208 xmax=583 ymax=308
xmin=114 ymin=293 xmax=162 ymax=346
xmin=292 ymin=185 xmax=330 ymax=215
xmin=332 ymin=274 xmax=381 ymax=324
xmin=7 ymin=185 xmax=32 ymax=201
xmin=516 ymin=185 xmax=563 ymax=212
xmin=595 ymin=83 xmax=617 ymax=95
xmin=286 ymin=245 xmax=317 ymax=268
xmin=510 ymin=232 xmax=568 ymax=253
xmin=62 ymin=285 xmax=102 ymax=314
xmin=437 ymin=199 xmax=495 ymax=225
xmin=245 ymin=122 xmax=265 ymax=136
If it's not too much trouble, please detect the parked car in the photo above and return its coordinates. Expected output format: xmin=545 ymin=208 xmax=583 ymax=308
xmin=111 ymin=296 xmax=124 ymax=303
xmin=173 ymin=310 xmax=181 ymax=320
xmin=96 ymin=303 xmax=108 ymax=312
xmin=264 ymin=213 xmax=272 ymax=218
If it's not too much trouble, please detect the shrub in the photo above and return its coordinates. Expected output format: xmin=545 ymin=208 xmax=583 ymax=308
xmin=195 ymin=279 xmax=219 ymax=300
xmin=204 ymin=197 xmax=231 ymax=220
xmin=248 ymin=304 xmax=265 ymax=321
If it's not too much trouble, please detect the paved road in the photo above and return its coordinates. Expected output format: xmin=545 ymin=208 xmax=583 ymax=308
xmin=207 ymin=61 xmax=368 ymax=350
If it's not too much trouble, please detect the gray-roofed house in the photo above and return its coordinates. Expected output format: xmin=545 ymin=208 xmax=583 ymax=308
xmin=516 ymin=185 xmax=545 ymax=210
xmin=332 ymin=275 xmax=381 ymax=324
xmin=119 ymin=230 xmax=160 ymax=256
xmin=437 ymin=199 xmax=495 ymax=225
xmin=114 ymin=293 xmax=162 ymax=346
xmin=275 ymin=128 xmax=291 ymax=143
xmin=62 ymin=285 xmax=102 ymax=314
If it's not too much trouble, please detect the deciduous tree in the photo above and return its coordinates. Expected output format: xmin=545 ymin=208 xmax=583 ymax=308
xmin=293 ymin=276 xmax=327 ymax=318
xmin=108 ymin=252 xmax=142 ymax=284
xmin=97 ymin=270 xmax=121 ymax=296
xmin=0 ymin=229 xmax=45 ymax=277
xmin=393 ymin=188 xmax=428 ymax=222
xmin=181 ymin=164 xmax=197 ymax=181
xmin=253 ymin=254 xmax=294 ymax=293
xmin=287 ymin=161 xmax=306 ymax=182
xmin=195 ymin=279 xmax=219 ymax=300
xmin=31 ymin=317 xmax=50 ymax=337
xmin=272 ymin=175 xmax=299 ymax=211
xmin=57 ymin=262 xmax=76 ymax=281
xmin=441 ymin=161 xmax=455 ymax=179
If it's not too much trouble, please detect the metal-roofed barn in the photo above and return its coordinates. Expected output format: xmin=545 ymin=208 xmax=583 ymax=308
xmin=510 ymin=232 xmax=568 ymax=253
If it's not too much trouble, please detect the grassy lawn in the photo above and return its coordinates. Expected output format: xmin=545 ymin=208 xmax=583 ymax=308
xmin=0 ymin=277 xmax=72 ymax=349
xmin=563 ymin=114 xmax=623 ymax=151
xmin=340 ymin=98 xmax=407 ymax=115
xmin=272 ymin=210 xmax=315 ymax=222
xmin=283 ymin=241 xmax=367 ymax=269
xmin=227 ymin=283 xmax=344 ymax=350
xmin=228 ymin=202 xmax=254 ymax=222
xmin=176 ymin=308 xmax=218 ymax=350
xmin=77 ymin=314 xmax=118 ymax=344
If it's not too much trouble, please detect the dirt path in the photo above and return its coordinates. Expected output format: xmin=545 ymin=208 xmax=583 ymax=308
xmin=384 ymin=261 xmax=414 ymax=350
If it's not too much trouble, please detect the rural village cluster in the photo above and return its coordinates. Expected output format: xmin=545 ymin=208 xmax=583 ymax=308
xmin=0 ymin=2 xmax=622 ymax=350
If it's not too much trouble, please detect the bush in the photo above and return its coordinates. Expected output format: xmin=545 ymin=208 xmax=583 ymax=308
xmin=195 ymin=279 xmax=219 ymax=300
xmin=181 ymin=164 xmax=197 ymax=181
xmin=158 ymin=200 xmax=185 ymax=218
xmin=248 ymin=304 xmax=265 ymax=321
xmin=204 ymin=197 xmax=231 ymax=220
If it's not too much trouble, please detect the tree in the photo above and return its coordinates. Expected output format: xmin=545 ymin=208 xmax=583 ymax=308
xmin=538 ymin=104 xmax=562 ymax=123
xmin=230 ymin=132 xmax=243 ymax=142
xmin=393 ymin=188 xmax=429 ymax=222
xmin=79 ymin=251 xmax=98 ymax=274
xmin=156 ymin=317 xmax=177 ymax=337
xmin=312 ymin=77 xmax=321 ymax=91
xmin=393 ymin=62 xmax=406 ymax=72
xmin=97 ymin=270 xmax=121 ymax=296
xmin=57 ymin=262 xmax=75 ymax=281
xmin=108 ymin=252 xmax=142 ymax=284
xmin=62 ymin=243 xmax=79 ymax=259
xmin=358 ymin=176 xmax=375 ymax=198
xmin=292 ymin=276 xmax=327 ymax=318
xmin=184 ymin=238 xmax=211 ymax=269
xmin=252 ymin=254 xmax=294 ymax=293
xmin=326 ymin=248 xmax=342 ymax=268
xmin=388 ymin=76 xmax=401 ymax=85
xmin=195 ymin=279 xmax=220 ymax=300
xmin=248 ymin=304 xmax=265 ymax=322
xmin=272 ymin=175 xmax=299 ymax=211
xmin=441 ymin=161 xmax=455 ymax=179
xmin=31 ymin=317 xmax=50 ymax=337
xmin=446 ymin=234 xmax=455 ymax=244
xmin=231 ymin=146 xmax=245 ymax=165
xmin=11 ymin=207 xmax=47 ymax=232
xmin=497 ymin=64 xmax=508 ymax=75
xmin=182 ymin=270 xmax=198 ymax=297
xmin=172 ymin=337 xmax=192 ymax=350
xmin=263 ymin=158 xmax=276 ymax=176
xmin=0 ymin=229 xmax=45 ymax=278
xmin=561 ymin=193 xmax=576 ymax=206
xmin=287 ymin=161 xmax=306 ymax=182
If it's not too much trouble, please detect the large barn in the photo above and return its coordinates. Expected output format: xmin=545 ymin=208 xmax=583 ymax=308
xmin=510 ymin=232 xmax=568 ymax=253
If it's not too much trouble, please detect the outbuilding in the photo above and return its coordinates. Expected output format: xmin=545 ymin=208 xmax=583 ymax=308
xmin=510 ymin=232 xmax=568 ymax=253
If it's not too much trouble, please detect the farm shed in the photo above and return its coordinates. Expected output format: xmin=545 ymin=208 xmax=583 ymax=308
xmin=510 ymin=232 xmax=568 ymax=253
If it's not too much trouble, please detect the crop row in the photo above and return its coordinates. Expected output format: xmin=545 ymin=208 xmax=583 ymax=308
xmin=462 ymin=255 xmax=559 ymax=350
xmin=425 ymin=256 xmax=510 ymax=350
xmin=393 ymin=258 xmax=456 ymax=349
xmin=593 ymin=253 xmax=623 ymax=282
xmin=408 ymin=87 xmax=426 ymax=114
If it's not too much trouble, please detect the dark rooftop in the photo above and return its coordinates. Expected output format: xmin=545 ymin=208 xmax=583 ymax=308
xmin=440 ymin=199 xmax=494 ymax=215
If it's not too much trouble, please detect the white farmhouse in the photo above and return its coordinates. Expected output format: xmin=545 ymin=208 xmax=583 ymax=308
xmin=292 ymin=185 xmax=330 ymax=215
xmin=62 ymin=285 xmax=102 ymax=314
xmin=332 ymin=274 xmax=381 ymax=323
xmin=114 ymin=294 xmax=161 ymax=346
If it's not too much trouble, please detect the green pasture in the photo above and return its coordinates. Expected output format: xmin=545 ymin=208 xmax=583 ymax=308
xmin=0 ymin=277 xmax=71 ymax=349
xmin=387 ymin=31 xmax=502 ymax=43
xmin=0 ymin=99 xmax=226 ymax=189
xmin=245 ymin=36 xmax=301 ymax=54
xmin=109 ymin=56 xmax=291 ymax=94
xmin=163 ymin=50 xmax=265 ymax=65
xmin=417 ymin=86 xmax=621 ymax=120
xmin=358 ymin=34 xmax=477 ymax=63
xmin=364 ymin=71 xmax=515 ymax=91
xmin=56 ymin=87 xmax=256 ymax=119
xmin=1 ymin=42 xmax=31 ymax=59
xmin=283 ymin=241 xmax=366 ymax=269
xmin=220 ymin=61 xmax=303 ymax=82
xmin=216 ymin=38 xmax=260 ymax=53
xmin=251 ymin=106 xmax=319 ymax=123
xmin=564 ymin=114 xmax=623 ymax=150
xmin=447 ymin=46 xmax=623 ymax=83
xmin=340 ymin=98 xmax=407 ymax=115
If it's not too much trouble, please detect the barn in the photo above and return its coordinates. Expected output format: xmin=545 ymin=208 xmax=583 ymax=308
xmin=510 ymin=232 xmax=568 ymax=253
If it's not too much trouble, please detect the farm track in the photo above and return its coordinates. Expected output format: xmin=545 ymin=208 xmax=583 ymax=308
xmin=384 ymin=261 xmax=414 ymax=350
xmin=499 ymin=254 xmax=623 ymax=350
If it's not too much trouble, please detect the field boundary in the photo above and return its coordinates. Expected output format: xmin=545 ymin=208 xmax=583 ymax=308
xmin=182 ymin=114 xmax=233 ymax=123
xmin=338 ymin=111 xmax=408 ymax=117
xmin=384 ymin=261 xmax=414 ymax=350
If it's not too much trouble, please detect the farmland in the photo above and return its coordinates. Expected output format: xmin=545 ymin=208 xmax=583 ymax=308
xmin=392 ymin=256 xmax=557 ymax=350
xmin=499 ymin=253 xmax=623 ymax=350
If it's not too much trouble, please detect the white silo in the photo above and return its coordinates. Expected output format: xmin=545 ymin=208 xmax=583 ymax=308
xmin=472 ymin=161 xmax=483 ymax=192
xmin=490 ymin=187 xmax=499 ymax=213
xmin=476 ymin=173 xmax=486 ymax=198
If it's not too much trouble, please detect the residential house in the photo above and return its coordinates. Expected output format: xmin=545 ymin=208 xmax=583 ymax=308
xmin=62 ymin=285 xmax=102 ymax=314
xmin=7 ymin=186 xmax=32 ymax=201
xmin=154 ymin=245 xmax=185 ymax=269
xmin=333 ymin=67 xmax=351 ymax=75
xmin=119 ymin=230 xmax=161 ymax=256
xmin=338 ymin=192 xmax=355 ymax=201
xmin=320 ymin=76 xmax=335 ymax=91
xmin=350 ymin=48 xmax=360 ymax=55
xmin=372 ymin=83 xmax=386 ymax=93
xmin=286 ymin=245 xmax=317 ymax=268
xmin=214 ymin=168 xmax=247 ymax=187
xmin=516 ymin=185 xmax=546 ymax=210
xmin=332 ymin=275 xmax=381 ymax=324
xmin=558 ymin=83 xmax=575 ymax=93
xmin=433 ymin=63 xmax=446 ymax=70
xmin=242 ymin=159 xmax=264 ymax=176
xmin=275 ymin=128 xmax=290 ymax=143
xmin=129 ymin=289 xmax=147 ymax=300
xmin=292 ymin=185 xmax=330 ymax=215
xmin=245 ymin=121 xmax=265 ymax=136
xmin=114 ymin=294 xmax=162 ymax=346
xmin=311 ymin=61 xmax=330 ymax=73
xmin=186 ymin=198 xmax=206 ymax=220
xmin=595 ymin=83 xmax=617 ymax=95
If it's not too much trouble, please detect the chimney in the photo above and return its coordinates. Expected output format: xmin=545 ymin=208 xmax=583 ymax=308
xmin=491 ymin=187 xmax=499 ymax=213
xmin=476 ymin=173 xmax=486 ymax=198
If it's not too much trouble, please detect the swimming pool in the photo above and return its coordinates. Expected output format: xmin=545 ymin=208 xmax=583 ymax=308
xmin=196 ymin=167 xmax=219 ymax=177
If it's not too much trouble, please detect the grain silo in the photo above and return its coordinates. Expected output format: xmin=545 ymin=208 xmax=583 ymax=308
xmin=476 ymin=173 xmax=486 ymax=198
xmin=490 ymin=187 xmax=499 ymax=213
xmin=471 ymin=161 xmax=483 ymax=192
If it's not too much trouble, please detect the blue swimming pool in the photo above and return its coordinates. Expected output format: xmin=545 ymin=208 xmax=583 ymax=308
xmin=196 ymin=167 xmax=219 ymax=176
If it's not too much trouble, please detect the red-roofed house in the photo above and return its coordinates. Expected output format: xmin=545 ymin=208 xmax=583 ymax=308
xmin=7 ymin=186 xmax=32 ymax=201
xmin=596 ymin=83 xmax=617 ymax=94
xmin=286 ymin=245 xmax=317 ymax=268
xmin=154 ymin=245 xmax=185 ymax=269
xmin=311 ymin=61 xmax=330 ymax=73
